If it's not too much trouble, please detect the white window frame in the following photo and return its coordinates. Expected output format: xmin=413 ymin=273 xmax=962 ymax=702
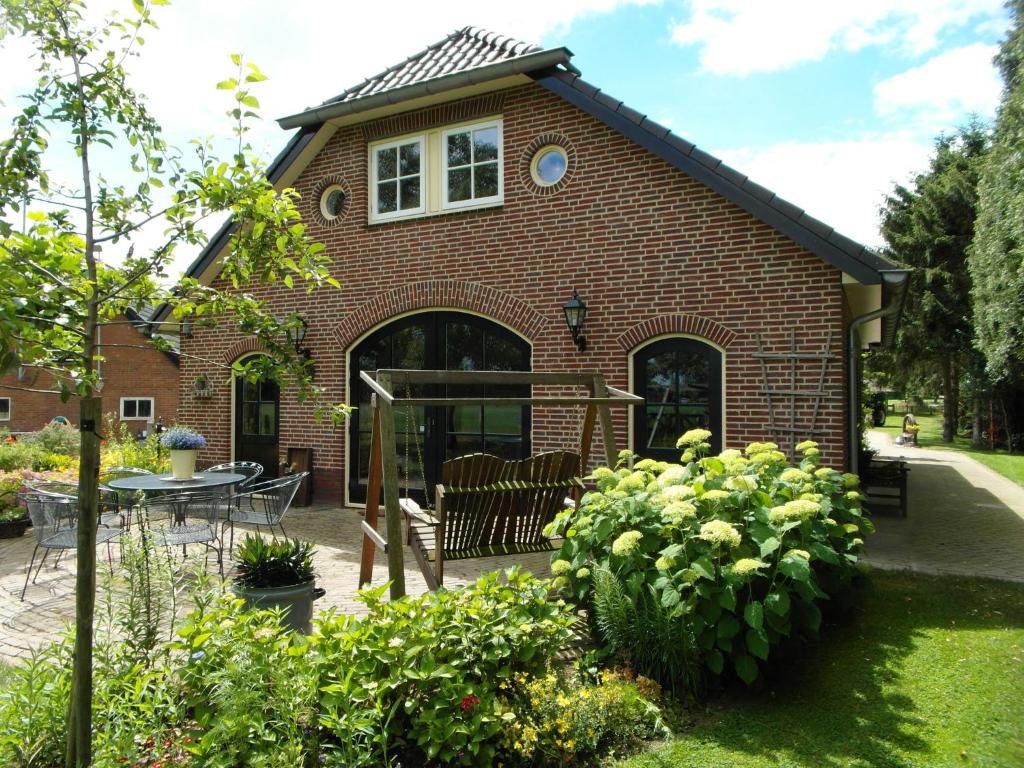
xmin=0 ymin=397 xmax=9 ymax=421
xmin=441 ymin=119 xmax=504 ymax=211
xmin=370 ymin=134 xmax=426 ymax=222
xmin=120 ymin=397 xmax=154 ymax=421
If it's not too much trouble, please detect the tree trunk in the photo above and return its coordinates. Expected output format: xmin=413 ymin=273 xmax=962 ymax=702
xmin=942 ymin=357 xmax=956 ymax=442
xmin=66 ymin=397 xmax=101 ymax=768
xmin=972 ymin=395 xmax=983 ymax=447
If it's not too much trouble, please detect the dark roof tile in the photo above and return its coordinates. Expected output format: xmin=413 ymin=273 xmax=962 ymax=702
xmin=616 ymin=103 xmax=645 ymax=125
xmin=714 ymin=162 xmax=748 ymax=188
xmin=664 ymin=133 xmax=696 ymax=155
xmin=796 ymin=213 xmax=834 ymax=242
xmin=740 ymin=179 xmax=776 ymax=204
xmin=640 ymin=117 xmax=671 ymax=139
xmin=592 ymin=90 xmax=623 ymax=111
xmin=325 ymin=26 xmax=541 ymax=106
xmin=688 ymin=147 xmax=722 ymax=171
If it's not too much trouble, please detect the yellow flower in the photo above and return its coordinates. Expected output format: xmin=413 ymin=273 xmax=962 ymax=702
xmin=612 ymin=530 xmax=643 ymax=556
xmin=698 ymin=520 xmax=742 ymax=548
xmin=550 ymin=559 xmax=572 ymax=575
xmin=677 ymin=428 xmax=713 ymax=447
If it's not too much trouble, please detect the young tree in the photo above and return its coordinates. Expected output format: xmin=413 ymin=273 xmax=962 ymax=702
xmin=0 ymin=2 xmax=341 ymax=765
xmin=970 ymin=0 xmax=1024 ymax=444
xmin=878 ymin=124 xmax=989 ymax=442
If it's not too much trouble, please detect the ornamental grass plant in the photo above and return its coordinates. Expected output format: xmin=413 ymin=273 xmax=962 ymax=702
xmin=545 ymin=430 xmax=870 ymax=697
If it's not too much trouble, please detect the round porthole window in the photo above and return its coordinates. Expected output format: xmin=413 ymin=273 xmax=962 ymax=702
xmin=319 ymin=184 xmax=347 ymax=220
xmin=530 ymin=145 xmax=568 ymax=186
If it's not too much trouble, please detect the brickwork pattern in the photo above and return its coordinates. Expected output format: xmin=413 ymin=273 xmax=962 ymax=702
xmin=178 ymin=83 xmax=849 ymax=503
xmin=0 ymin=316 xmax=179 ymax=434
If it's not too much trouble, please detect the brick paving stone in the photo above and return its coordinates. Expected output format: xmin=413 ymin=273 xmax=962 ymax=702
xmin=864 ymin=430 xmax=1024 ymax=583
xmin=0 ymin=504 xmax=552 ymax=663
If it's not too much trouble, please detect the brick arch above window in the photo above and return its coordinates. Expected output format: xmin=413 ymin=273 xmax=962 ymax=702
xmin=221 ymin=338 xmax=269 ymax=365
xmin=617 ymin=314 xmax=738 ymax=352
xmin=332 ymin=280 xmax=549 ymax=350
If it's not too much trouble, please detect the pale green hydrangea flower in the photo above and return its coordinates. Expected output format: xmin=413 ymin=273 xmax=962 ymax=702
xmin=731 ymin=558 xmax=767 ymax=576
xmin=784 ymin=548 xmax=811 ymax=560
xmin=724 ymin=475 xmax=758 ymax=493
xmin=616 ymin=473 xmax=647 ymax=493
xmin=550 ymin=559 xmax=572 ymax=576
xmin=542 ymin=522 xmax=556 ymax=538
xmin=842 ymin=473 xmax=860 ymax=490
xmin=851 ymin=538 xmax=864 ymax=547
xmin=700 ymin=489 xmax=731 ymax=502
xmin=681 ymin=568 xmax=700 ymax=584
xmin=815 ymin=467 xmax=837 ymax=479
xmin=751 ymin=450 xmax=788 ymax=465
xmin=576 ymin=567 xmax=591 ymax=579
xmin=656 ymin=465 xmax=689 ymax=486
xmin=662 ymin=501 xmax=697 ymax=523
xmin=795 ymin=440 xmax=819 ymax=452
xmin=655 ymin=555 xmax=674 ymax=571
xmin=551 ymin=576 xmax=570 ymax=590
xmin=769 ymin=499 xmax=820 ymax=524
xmin=745 ymin=441 xmax=779 ymax=457
xmin=844 ymin=491 xmax=861 ymax=502
xmin=677 ymin=428 xmax=713 ymax=448
xmin=612 ymin=530 xmax=644 ymax=556
xmin=698 ymin=520 xmax=742 ymax=549
xmin=780 ymin=468 xmax=811 ymax=484
xmin=658 ymin=484 xmax=695 ymax=503
xmin=798 ymin=492 xmax=823 ymax=502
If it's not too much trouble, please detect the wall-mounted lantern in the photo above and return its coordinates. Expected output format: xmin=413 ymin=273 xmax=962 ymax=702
xmin=562 ymin=289 xmax=588 ymax=352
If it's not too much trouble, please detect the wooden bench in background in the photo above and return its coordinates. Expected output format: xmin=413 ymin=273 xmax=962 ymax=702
xmin=862 ymin=458 xmax=910 ymax=517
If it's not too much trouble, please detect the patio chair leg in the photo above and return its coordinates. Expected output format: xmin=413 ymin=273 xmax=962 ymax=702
xmin=20 ymin=545 xmax=40 ymax=601
xmin=35 ymin=548 xmax=51 ymax=580
xmin=278 ymin=523 xmax=287 ymax=540
xmin=53 ymin=549 xmax=64 ymax=569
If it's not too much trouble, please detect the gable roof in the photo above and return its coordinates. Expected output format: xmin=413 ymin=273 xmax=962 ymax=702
xmin=278 ymin=27 xmax=577 ymax=129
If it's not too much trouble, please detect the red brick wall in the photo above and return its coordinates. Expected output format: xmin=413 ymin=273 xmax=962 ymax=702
xmin=0 ymin=315 xmax=179 ymax=435
xmin=179 ymin=83 xmax=849 ymax=503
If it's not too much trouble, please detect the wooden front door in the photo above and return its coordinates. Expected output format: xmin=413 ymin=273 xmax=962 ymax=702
xmin=234 ymin=373 xmax=280 ymax=478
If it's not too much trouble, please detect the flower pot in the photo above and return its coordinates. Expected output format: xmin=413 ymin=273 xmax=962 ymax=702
xmin=169 ymin=449 xmax=198 ymax=479
xmin=232 ymin=579 xmax=321 ymax=634
xmin=0 ymin=517 xmax=30 ymax=539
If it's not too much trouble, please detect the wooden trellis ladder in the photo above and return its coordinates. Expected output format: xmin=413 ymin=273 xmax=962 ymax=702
xmin=754 ymin=330 xmax=836 ymax=460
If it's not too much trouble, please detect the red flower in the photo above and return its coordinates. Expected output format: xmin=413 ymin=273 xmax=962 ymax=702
xmin=460 ymin=694 xmax=480 ymax=711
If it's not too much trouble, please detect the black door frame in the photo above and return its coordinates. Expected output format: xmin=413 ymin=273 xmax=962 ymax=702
xmin=633 ymin=336 xmax=724 ymax=460
xmin=233 ymin=354 xmax=281 ymax=478
xmin=348 ymin=311 xmax=532 ymax=505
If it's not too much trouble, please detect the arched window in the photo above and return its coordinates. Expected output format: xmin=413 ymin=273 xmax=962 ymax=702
xmin=633 ymin=337 xmax=723 ymax=460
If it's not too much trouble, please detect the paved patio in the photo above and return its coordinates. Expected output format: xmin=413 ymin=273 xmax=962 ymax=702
xmin=864 ymin=430 xmax=1024 ymax=583
xmin=0 ymin=506 xmax=552 ymax=661
xmin=3 ymin=439 xmax=1023 ymax=662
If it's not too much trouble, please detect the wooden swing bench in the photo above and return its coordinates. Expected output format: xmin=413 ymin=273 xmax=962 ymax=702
xmin=357 ymin=369 xmax=642 ymax=598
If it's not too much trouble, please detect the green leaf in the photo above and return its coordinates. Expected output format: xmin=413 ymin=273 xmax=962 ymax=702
xmin=706 ymin=648 xmax=724 ymax=674
xmin=231 ymin=53 xmax=242 ymax=66
xmin=744 ymin=601 xmax=764 ymax=630
xmin=692 ymin=556 xmax=716 ymax=580
xmin=216 ymin=78 xmax=239 ymax=91
xmin=765 ymin=589 xmax=790 ymax=616
xmin=661 ymin=588 xmax=681 ymax=609
xmin=717 ymin=586 xmax=736 ymax=611
xmin=779 ymin=555 xmax=811 ymax=582
xmin=734 ymin=653 xmax=759 ymax=685
xmin=759 ymin=536 xmax=781 ymax=558
xmin=746 ymin=628 xmax=770 ymax=660
xmin=717 ymin=615 xmax=740 ymax=640
xmin=809 ymin=542 xmax=840 ymax=565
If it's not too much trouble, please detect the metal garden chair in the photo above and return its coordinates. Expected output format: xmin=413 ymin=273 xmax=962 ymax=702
xmin=99 ymin=466 xmax=154 ymax=529
xmin=205 ymin=461 xmax=263 ymax=519
xmin=140 ymin=490 xmax=226 ymax=575
xmin=19 ymin=492 xmax=121 ymax=600
xmin=222 ymin=472 xmax=308 ymax=551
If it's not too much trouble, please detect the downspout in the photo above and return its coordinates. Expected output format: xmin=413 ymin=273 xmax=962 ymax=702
xmin=848 ymin=270 xmax=910 ymax=476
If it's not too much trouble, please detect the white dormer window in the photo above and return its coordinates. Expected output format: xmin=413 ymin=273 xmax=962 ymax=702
xmin=368 ymin=117 xmax=503 ymax=224
xmin=371 ymin=136 xmax=425 ymax=221
xmin=442 ymin=120 xmax=502 ymax=209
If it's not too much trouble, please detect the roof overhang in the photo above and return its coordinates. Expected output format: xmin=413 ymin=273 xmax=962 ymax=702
xmin=278 ymin=47 xmax=577 ymax=130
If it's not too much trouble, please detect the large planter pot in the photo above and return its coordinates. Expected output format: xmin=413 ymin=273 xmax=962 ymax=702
xmin=169 ymin=449 xmax=198 ymax=479
xmin=0 ymin=517 xmax=29 ymax=539
xmin=232 ymin=579 xmax=319 ymax=634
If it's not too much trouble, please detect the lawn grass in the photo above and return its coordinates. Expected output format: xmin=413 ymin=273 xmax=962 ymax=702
xmin=874 ymin=411 xmax=1024 ymax=488
xmin=618 ymin=571 xmax=1024 ymax=768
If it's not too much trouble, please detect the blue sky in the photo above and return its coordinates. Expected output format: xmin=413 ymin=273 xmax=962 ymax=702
xmin=0 ymin=0 xmax=1009 ymax=265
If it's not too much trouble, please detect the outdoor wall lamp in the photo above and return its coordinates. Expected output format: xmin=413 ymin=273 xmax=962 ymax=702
xmin=562 ymin=289 xmax=588 ymax=352
xmin=287 ymin=316 xmax=315 ymax=378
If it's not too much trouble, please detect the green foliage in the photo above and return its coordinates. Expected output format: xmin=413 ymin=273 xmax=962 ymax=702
xmin=309 ymin=568 xmax=577 ymax=766
xmin=100 ymin=415 xmax=169 ymax=475
xmin=233 ymin=534 xmax=316 ymax=588
xmin=20 ymin=422 xmax=79 ymax=456
xmin=546 ymin=432 xmax=869 ymax=696
xmin=500 ymin=668 xmax=670 ymax=766
xmin=971 ymin=0 xmax=1024 ymax=388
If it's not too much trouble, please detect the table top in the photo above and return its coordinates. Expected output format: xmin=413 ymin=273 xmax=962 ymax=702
xmin=104 ymin=472 xmax=246 ymax=492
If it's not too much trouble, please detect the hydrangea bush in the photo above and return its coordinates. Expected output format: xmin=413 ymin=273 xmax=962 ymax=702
xmin=545 ymin=430 xmax=871 ymax=694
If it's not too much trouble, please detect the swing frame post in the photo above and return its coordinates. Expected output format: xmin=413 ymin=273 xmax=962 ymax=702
xmin=357 ymin=369 xmax=642 ymax=598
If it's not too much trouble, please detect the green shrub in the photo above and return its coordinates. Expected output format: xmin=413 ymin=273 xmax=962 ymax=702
xmin=100 ymin=413 xmax=170 ymax=474
xmin=499 ymin=668 xmax=669 ymax=766
xmin=310 ymin=568 xmax=577 ymax=766
xmin=545 ymin=431 xmax=870 ymax=695
xmin=21 ymin=422 xmax=79 ymax=456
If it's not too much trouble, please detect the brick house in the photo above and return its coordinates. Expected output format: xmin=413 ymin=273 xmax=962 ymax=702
xmin=0 ymin=308 xmax=179 ymax=435
xmin=158 ymin=28 xmax=908 ymax=505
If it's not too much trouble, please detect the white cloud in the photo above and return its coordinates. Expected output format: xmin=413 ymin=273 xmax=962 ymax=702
xmin=715 ymin=134 xmax=934 ymax=247
xmin=874 ymin=43 xmax=1001 ymax=127
xmin=670 ymin=0 xmax=1005 ymax=76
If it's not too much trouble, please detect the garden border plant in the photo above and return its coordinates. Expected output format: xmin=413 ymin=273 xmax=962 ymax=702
xmin=544 ymin=430 xmax=871 ymax=697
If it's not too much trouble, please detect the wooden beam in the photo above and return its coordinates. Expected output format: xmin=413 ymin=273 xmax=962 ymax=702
xmin=358 ymin=402 xmax=383 ymax=588
xmin=592 ymin=374 xmax=619 ymax=466
xmin=376 ymin=372 xmax=406 ymax=599
xmin=360 ymin=520 xmax=388 ymax=550
xmin=389 ymin=396 xmax=631 ymax=407
xmin=377 ymin=369 xmax=605 ymax=386
xmin=359 ymin=370 xmax=395 ymax=404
